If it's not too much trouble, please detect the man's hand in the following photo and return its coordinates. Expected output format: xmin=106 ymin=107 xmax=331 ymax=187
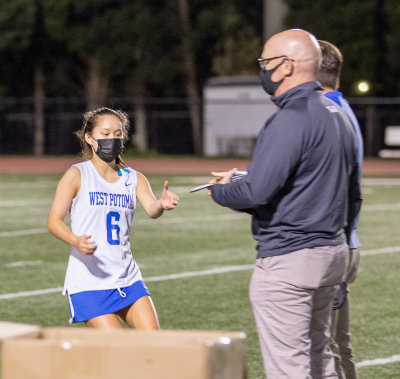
xmin=332 ymin=282 xmax=348 ymax=310
xmin=209 ymin=168 xmax=238 ymax=185
xmin=207 ymin=168 xmax=237 ymax=196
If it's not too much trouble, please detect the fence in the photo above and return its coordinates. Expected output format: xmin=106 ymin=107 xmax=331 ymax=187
xmin=0 ymin=97 xmax=399 ymax=157
xmin=348 ymin=97 xmax=400 ymax=157
xmin=0 ymin=97 xmax=193 ymax=155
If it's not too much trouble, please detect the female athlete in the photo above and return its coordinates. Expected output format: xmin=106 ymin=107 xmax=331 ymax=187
xmin=47 ymin=107 xmax=179 ymax=330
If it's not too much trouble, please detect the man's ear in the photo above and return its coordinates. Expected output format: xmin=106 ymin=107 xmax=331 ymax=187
xmin=282 ymin=60 xmax=294 ymax=76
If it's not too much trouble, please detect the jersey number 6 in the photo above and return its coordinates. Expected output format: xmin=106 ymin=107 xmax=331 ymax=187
xmin=106 ymin=211 xmax=120 ymax=245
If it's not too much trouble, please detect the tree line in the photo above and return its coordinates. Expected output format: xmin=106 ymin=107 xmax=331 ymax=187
xmin=0 ymin=0 xmax=262 ymax=155
xmin=0 ymin=0 xmax=398 ymax=155
xmin=285 ymin=0 xmax=400 ymax=99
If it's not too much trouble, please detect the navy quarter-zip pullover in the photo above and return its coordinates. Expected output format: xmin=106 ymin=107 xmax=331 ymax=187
xmin=211 ymin=81 xmax=362 ymax=258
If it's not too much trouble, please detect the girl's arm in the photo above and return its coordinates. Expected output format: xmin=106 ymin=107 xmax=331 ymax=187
xmin=136 ymin=172 xmax=179 ymax=219
xmin=47 ymin=166 xmax=97 ymax=255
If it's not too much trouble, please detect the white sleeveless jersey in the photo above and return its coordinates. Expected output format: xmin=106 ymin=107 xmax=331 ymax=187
xmin=63 ymin=160 xmax=143 ymax=295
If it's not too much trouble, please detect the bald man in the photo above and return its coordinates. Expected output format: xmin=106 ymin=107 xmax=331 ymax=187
xmin=209 ymin=29 xmax=361 ymax=378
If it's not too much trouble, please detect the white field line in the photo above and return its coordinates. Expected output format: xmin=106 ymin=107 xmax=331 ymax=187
xmin=0 ymin=199 xmax=51 ymax=207
xmin=0 ymin=181 xmax=57 ymax=189
xmin=0 ymin=287 xmax=64 ymax=300
xmin=0 ymin=245 xmax=399 ymax=300
xmin=362 ymin=178 xmax=400 ymax=186
xmin=4 ymin=246 xmax=392 ymax=268
xmin=0 ymin=194 xmax=398 ymax=238
xmin=173 ymin=176 xmax=212 ymax=184
xmin=0 ymin=228 xmax=48 ymax=238
xmin=0 ymin=261 xmax=398 ymax=371
xmin=0 ymin=214 xmax=247 ymax=238
xmin=361 ymin=246 xmax=400 ymax=256
xmin=362 ymin=203 xmax=400 ymax=211
xmin=3 ymin=200 xmax=400 ymax=212
xmin=0 ymin=228 xmax=48 ymax=237
xmin=152 ymin=213 xmax=246 ymax=224
xmin=1 ymin=177 xmax=399 ymax=188
xmin=0 ymin=265 xmax=254 ymax=300
xmin=356 ymin=354 xmax=400 ymax=368
xmin=144 ymin=264 xmax=254 ymax=282
xmin=1 ymin=197 xmax=399 ymax=238
xmin=4 ymin=260 xmax=43 ymax=268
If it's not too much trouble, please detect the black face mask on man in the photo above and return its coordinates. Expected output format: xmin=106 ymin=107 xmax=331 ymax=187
xmin=93 ymin=138 xmax=124 ymax=162
xmin=259 ymin=59 xmax=286 ymax=96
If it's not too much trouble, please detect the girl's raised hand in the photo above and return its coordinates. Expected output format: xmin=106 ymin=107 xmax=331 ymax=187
xmin=160 ymin=181 xmax=179 ymax=210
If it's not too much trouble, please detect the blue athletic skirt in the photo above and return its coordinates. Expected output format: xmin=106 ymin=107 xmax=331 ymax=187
xmin=68 ymin=280 xmax=150 ymax=323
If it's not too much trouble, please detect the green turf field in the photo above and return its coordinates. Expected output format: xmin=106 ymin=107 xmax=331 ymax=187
xmin=0 ymin=173 xmax=399 ymax=378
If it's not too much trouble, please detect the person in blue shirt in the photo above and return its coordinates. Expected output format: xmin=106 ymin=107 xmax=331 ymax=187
xmin=317 ymin=40 xmax=363 ymax=379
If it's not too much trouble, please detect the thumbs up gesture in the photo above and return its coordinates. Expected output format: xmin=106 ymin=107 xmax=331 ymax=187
xmin=160 ymin=181 xmax=179 ymax=210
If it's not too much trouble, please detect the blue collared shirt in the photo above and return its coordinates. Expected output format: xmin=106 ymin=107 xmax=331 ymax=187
xmin=324 ymin=91 xmax=363 ymax=249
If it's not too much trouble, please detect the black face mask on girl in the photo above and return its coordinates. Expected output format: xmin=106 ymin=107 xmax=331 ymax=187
xmin=259 ymin=59 xmax=286 ymax=96
xmin=93 ymin=138 xmax=124 ymax=162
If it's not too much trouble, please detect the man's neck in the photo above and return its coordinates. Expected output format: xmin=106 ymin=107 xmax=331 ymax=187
xmin=322 ymin=87 xmax=336 ymax=94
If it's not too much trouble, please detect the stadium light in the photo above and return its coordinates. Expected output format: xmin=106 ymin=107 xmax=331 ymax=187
xmin=356 ymin=80 xmax=371 ymax=94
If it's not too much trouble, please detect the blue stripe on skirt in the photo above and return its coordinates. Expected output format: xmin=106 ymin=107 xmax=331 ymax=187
xmin=68 ymin=280 xmax=150 ymax=323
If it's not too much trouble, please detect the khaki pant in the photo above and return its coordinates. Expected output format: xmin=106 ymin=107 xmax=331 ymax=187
xmin=330 ymin=248 xmax=360 ymax=379
xmin=249 ymin=244 xmax=348 ymax=379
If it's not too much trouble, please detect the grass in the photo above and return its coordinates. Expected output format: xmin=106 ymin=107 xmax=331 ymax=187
xmin=0 ymin=173 xmax=399 ymax=378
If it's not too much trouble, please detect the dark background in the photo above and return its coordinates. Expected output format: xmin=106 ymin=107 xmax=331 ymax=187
xmin=0 ymin=0 xmax=399 ymax=156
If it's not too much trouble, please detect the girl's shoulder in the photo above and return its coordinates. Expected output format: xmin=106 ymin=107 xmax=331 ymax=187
xmin=70 ymin=160 xmax=97 ymax=178
xmin=55 ymin=165 xmax=81 ymax=195
xmin=135 ymin=171 xmax=147 ymax=182
xmin=72 ymin=160 xmax=91 ymax=170
xmin=62 ymin=165 xmax=81 ymax=182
